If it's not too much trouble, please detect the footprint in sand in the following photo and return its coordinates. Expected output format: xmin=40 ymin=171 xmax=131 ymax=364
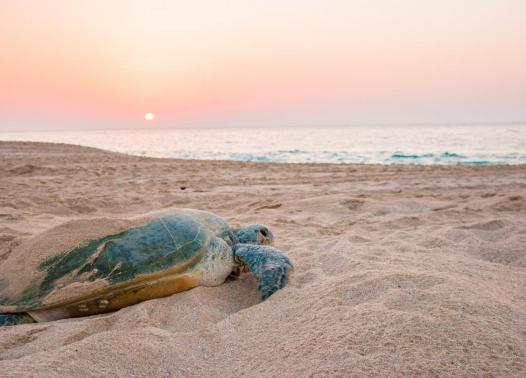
xmin=340 ymin=199 xmax=365 ymax=211
xmin=461 ymin=219 xmax=505 ymax=231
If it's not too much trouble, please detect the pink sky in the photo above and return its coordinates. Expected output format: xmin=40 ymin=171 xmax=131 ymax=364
xmin=1 ymin=0 xmax=525 ymax=131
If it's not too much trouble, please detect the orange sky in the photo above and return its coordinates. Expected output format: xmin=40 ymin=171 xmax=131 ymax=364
xmin=1 ymin=0 xmax=525 ymax=130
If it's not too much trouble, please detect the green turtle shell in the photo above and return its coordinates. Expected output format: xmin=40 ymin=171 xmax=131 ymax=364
xmin=0 ymin=209 xmax=232 ymax=318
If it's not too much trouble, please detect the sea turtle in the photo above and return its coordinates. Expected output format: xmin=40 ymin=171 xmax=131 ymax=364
xmin=0 ymin=209 xmax=293 ymax=326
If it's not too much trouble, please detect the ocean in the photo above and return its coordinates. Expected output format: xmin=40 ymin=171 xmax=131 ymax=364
xmin=1 ymin=125 xmax=525 ymax=165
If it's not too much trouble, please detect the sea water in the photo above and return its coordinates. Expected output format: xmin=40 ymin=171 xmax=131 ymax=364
xmin=1 ymin=125 xmax=525 ymax=165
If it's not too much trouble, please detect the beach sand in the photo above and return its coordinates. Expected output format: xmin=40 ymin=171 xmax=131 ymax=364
xmin=1 ymin=141 xmax=525 ymax=377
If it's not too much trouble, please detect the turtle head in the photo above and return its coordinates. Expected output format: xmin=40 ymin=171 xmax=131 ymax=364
xmin=232 ymin=224 xmax=274 ymax=245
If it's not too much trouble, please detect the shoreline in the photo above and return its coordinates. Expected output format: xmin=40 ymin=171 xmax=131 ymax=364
xmin=2 ymin=140 xmax=526 ymax=169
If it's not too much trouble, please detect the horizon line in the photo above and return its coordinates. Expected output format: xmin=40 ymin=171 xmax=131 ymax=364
xmin=1 ymin=121 xmax=526 ymax=133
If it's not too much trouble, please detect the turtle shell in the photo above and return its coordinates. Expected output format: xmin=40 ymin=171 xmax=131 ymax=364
xmin=0 ymin=209 xmax=231 ymax=319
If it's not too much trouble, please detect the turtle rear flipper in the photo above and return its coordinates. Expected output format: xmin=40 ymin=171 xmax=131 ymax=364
xmin=0 ymin=313 xmax=35 ymax=326
xmin=233 ymin=244 xmax=293 ymax=300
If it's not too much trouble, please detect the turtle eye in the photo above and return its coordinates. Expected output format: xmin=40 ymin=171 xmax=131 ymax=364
xmin=260 ymin=228 xmax=268 ymax=237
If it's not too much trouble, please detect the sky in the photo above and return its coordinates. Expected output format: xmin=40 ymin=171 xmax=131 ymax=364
xmin=1 ymin=0 xmax=525 ymax=131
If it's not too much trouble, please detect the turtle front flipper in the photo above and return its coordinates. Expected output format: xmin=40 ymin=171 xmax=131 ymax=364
xmin=0 ymin=313 xmax=35 ymax=326
xmin=233 ymin=244 xmax=293 ymax=300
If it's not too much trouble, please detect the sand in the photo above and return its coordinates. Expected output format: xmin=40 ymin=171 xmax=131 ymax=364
xmin=0 ymin=140 xmax=525 ymax=377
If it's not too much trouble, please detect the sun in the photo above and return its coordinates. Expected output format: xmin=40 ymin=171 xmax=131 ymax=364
xmin=144 ymin=112 xmax=155 ymax=121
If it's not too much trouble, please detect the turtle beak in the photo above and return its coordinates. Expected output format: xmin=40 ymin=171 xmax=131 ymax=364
xmin=261 ymin=229 xmax=274 ymax=245
xmin=267 ymin=231 xmax=275 ymax=245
